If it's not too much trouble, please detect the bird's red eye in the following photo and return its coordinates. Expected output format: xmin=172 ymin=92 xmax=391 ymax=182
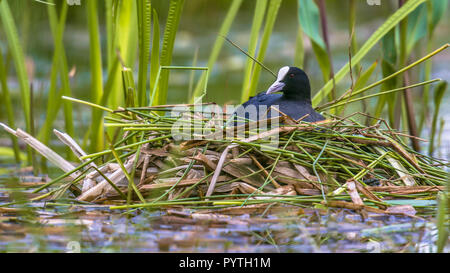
xmin=289 ymin=74 xmax=294 ymax=78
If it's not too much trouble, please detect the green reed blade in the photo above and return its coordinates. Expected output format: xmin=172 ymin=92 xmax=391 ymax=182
xmin=38 ymin=0 xmax=74 ymax=160
xmin=154 ymin=0 xmax=185 ymax=106
xmin=313 ymin=0 xmax=426 ymax=106
xmin=428 ymin=81 xmax=447 ymax=156
xmin=136 ymin=0 xmax=151 ymax=106
xmin=149 ymin=8 xmax=160 ymax=106
xmin=191 ymin=0 xmax=243 ymax=102
xmin=0 ymin=43 xmax=20 ymax=163
xmin=240 ymin=0 xmax=267 ymax=103
xmin=247 ymin=0 xmax=282 ymax=98
xmin=0 ymin=0 xmax=32 ymax=162
xmin=86 ymin=0 xmax=104 ymax=153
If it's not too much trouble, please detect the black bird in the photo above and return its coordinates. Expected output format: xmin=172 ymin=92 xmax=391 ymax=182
xmin=235 ymin=66 xmax=325 ymax=123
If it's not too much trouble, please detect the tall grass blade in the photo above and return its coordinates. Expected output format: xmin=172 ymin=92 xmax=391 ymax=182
xmin=149 ymin=8 xmax=160 ymax=105
xmin=39 ymin=0 xmax=74 ymax=160
xmin=122 ymin=67 xmax=137 ymax=109
xmin=86 ymin=0 xmax=104 ymax=153
xmin=0 ymin=0 xmax=32 ymax=162
xmin=293 ymin=21 xmax=304 ymax=69
xmin=39 ymin=2 xmax=63 ymax=146
xmin=105 ymin=0 xmax=115 ymax=71
xmin=297 ymin=0 xmax=325 ymax=48
xmin=88 ymin=58 xmax=121 ymax=158
xmin=398 ymin=2 xmax=420 ymax=149
xmin=336 ymin=61 xmax=377 ymax=115
xmin=154 ymin=0 xmax=185 ymax=106
xmin=406 ymin=3 xmax=427 ymax=56
xmin=191 ymin=0 xmax=243 ymax=103
xmin=375 ymin=29 xmax=398 ymax=126
xmin=319 ymin=44 xmax=448 ymax=113
xmin=297 ymin=0 xmax=331 ymax=85
xmin=247 ymin=0 xmax=282 ymax=98
xmin=353 ymin=62 xmax=378 ymax=95
xmin=419 ymin=0 xmax=447 ymax=134
xmin=317 ymin=0 xmax=334 ymax=100
xmin=188 ymin=47 xmax=199 ymax=99
xmin=428 ymin=81 xmax=447 ymax=156
xmin=436 ymin=191 xmax=448 ymax=253
xmin=86 ymin=1 xmax=104 ymax=152
xmin=348 ymin=0 xmax=365 ymax=113
xmin=349 ymin=0 xmax=359 ymax=60
xmin=136 ymin=0 xmax=151 ymax=106
xmin=240 ymin=0 xmax=267 ymax=103
xmin=312 ymin=0 xmax=426 ymax=107
xmin=0 ymin=47 xmax=20 ymax=163
xmin=108 ymin=0 xmax=138 ymax=110
xmin=428 ymin=0 xmax=447 ymax=33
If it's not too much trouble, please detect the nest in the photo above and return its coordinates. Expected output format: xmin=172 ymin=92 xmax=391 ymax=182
xmin=2 ymin=104 xmax=447 ymax=215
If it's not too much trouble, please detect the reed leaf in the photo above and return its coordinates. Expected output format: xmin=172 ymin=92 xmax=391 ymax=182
xmin=428 ymin=81 xmax=447 ymax=156
xmin=191 ymin=0 xmax=243 ymax=102
xmin=336 ymin=61 xmax=377 ymax=114
xmin=436 ymin=191 xmax=448 ymax=253
xmin=149 ymin=8 xmax=160 ymax=106
xmin=312 ymin=0 xmax=426 ymax=107
xmin=54 ymin=7 xmax=74 ymax=160
xmin=406 ymin=3 xmax=427 ymax=56
xmin=353 ymin=62 xmax=378 ymax=94
xmin=0 ymin=0 xmax=32 ymax=162
xmin=122 ymin=67 xmax=137 ymax=109
xmin=136 ymin=0 xmax=151 ymax=106
xmin=0 ymin=147 xmax=25 ymax=162
xmin=108 ymin=0 xmax=138 ymax=109
xmin=0 ymin=45 xmax=20 ymax=163
xmin=328 ymin=44 xmax=448 ymax=116
xmin=297 ymin=0 xmax=325 ymax=48
xmin=154 ymin=0 xmax=184 ymax=106
xmin=105 ymin=0 xmax=114 ymax=71
xmin=39 ymin=2 xmax=63 ymax=147
xmin=240 ymin=0 xmax=267 ymax=103
xmin=297 ymin=0 xmax=330 ymax=84
xmin=188 ymin=47 xmax=199 ymax=99
xmin=247 ymin=0 xmax=282 ymax=98
xmin=419 ymin=0 xmax=447 ymax=133
xmin=428 ymin=0 xmax=448 ymax=32
xmin=374 ymin=29 xmax=398 ymax=125
xmin=86 ymin=0 xmax=104 ymax=153
xmin=311 ymin=40 xmax=331 ymax=84
xmin=293 ymin=22 xmax=304 ymax=69
xmin=39 ymin=0 xmax=74 ymax=161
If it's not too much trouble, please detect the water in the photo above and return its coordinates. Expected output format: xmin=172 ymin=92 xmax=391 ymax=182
xmin=0 ymin=172 xmax=447 ymax=253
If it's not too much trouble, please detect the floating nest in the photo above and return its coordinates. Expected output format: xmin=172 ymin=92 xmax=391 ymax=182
xmin=2 ymin=104 xmax=448 ymax=217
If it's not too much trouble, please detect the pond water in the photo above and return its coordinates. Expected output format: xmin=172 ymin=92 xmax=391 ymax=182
xmin=0 ymin=171 xmax=447 ymax=253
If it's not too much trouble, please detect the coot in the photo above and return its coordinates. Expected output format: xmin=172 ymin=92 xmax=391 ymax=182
xmin=235 ymin=66 xmax=325 ymax=123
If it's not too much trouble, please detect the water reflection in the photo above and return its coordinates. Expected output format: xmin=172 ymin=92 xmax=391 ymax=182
xmin=0 ymin=173 xmax=446 ymax=253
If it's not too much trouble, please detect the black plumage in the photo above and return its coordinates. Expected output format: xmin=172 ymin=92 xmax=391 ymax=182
xmin=235 ymin=66 xmax=325 ymax=123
